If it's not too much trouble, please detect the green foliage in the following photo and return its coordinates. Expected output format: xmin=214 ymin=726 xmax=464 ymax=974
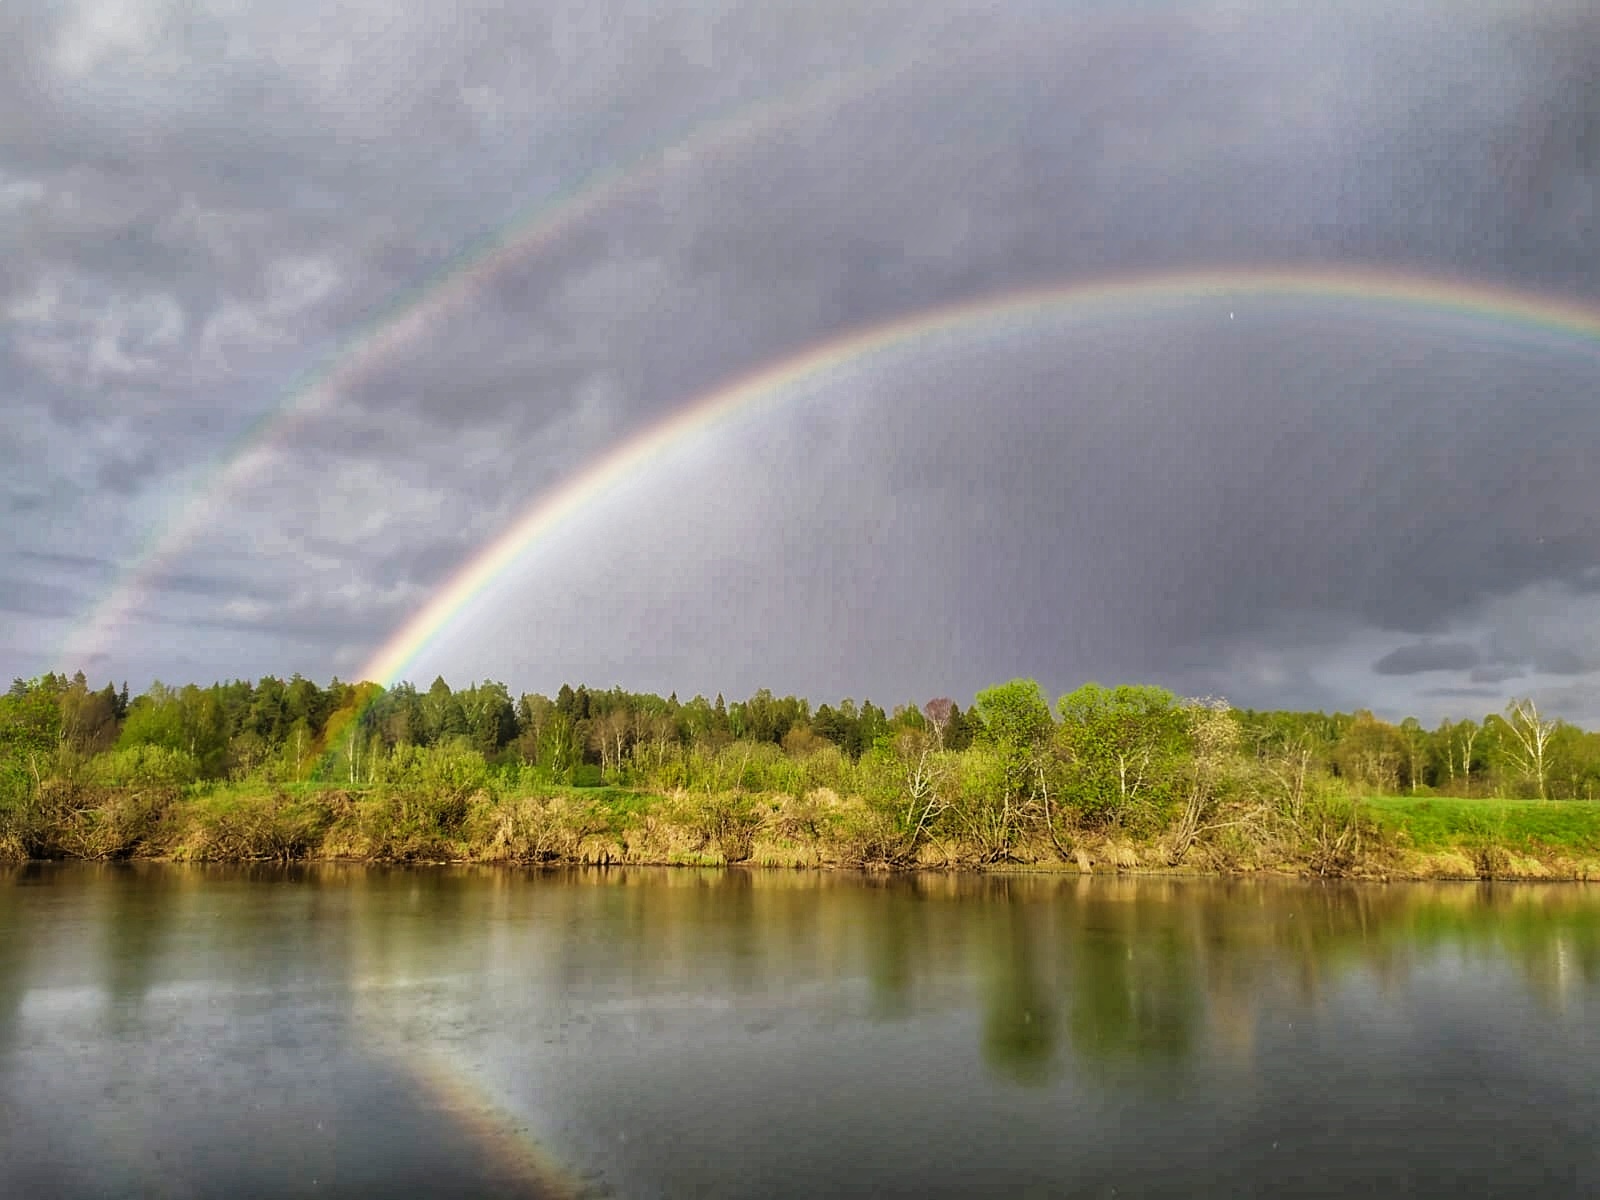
xmin=89 ymin=744 xmax=202 ymax=787
xmin=1330 ymin=711 xmax=1410 ymax=793
xmin=373 ymin=738 xmax=489 ymax=799
xmin=537 ymin=712 xmax=582 ymax=782
xmin=1055 ymin=684 xmax=1190 ymax=829
xmin=59 ymin=680 xmax=119 ymax=754
xmin=971 ymin=679 xmax=1055 ymax=844
xmin=0 ymin=684 xmax=61 ymax=819
xmin=974 ymin=679 xmax=1054 ymax=755
xmin=116 ymin=682 xmax=228 ymax=777
xmin=7 ymin=667 xmax=1600 ymax=876
xmin=0 ymin=684 xmax=62 ymax=760
xmin=946 ymin=743 xmax=1017 ymax=862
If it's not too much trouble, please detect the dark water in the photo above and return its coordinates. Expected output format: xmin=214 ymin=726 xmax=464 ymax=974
xmin=2 ymin=866 xmax=1598 ymax=1198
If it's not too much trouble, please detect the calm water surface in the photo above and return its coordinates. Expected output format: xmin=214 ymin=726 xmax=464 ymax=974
xmin=2 ymin=864 xmax=1597 ymax=1198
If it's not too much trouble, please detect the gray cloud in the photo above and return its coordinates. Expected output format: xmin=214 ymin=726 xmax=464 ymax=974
xmin=1373 ymin=642 xmax=1482 ymax=677
xmin=1420 ymin=686 xmax=1504 ymax=702
xmin=12 ymin=550 xmax=117 ymax=572
xmin=3 ymin=0 xmax=1598 ymax=723
xmin=1532 ymin=678 xmax=1600 ymax=722
xmin=94 ymin=443 xmax=167 ymax=496
xmin=1532 ymin=649 xmax=1597 ymax=677
xmin=0 ymin=578 xmax=86 ymax=617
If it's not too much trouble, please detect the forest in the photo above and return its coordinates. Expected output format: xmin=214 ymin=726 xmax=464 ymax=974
xmin=3 ymin=671 xmax=1599 ymax=877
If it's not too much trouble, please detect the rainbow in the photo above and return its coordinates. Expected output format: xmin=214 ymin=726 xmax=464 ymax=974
xmin=55 ymin=55 xmax=921 ymax=673
xmin=358 ymin=264 xmax=1600 ymax=687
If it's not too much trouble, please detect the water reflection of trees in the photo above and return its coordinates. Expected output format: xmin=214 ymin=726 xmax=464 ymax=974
xmin=978 ymin=890 xmax=1057 ymax=1085
xmin=0 ymin=863 xmax=51 ymax=1057
xmin=1059 ymin=884 xmax=1201 ymax=1083
xmin=1044 ymin=878 xmax=1598 ymax=1084
xmin=486 ymin=870 xmax=1599 ymax=1086
xmin=6 ymin=866 xmax=1596 ymax=1098
xmin=587 ymin=872 xmax=1597 ymax=1085
xmin=97 ymin=863 xmax=179 ymax=1036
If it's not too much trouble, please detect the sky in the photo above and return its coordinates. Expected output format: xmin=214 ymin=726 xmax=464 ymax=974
xmin=3 ymin=0 xmax=1599 ymax=722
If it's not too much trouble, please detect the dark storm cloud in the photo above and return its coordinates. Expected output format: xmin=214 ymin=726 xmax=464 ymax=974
xmin=4 ymin=0 xmax=1599 ymax=721
xmin=1373 ymin=643 xmax=1482 ymax=677
xmin=415 ymin=307 xmax=1597 ymax=711
xmin=1532 ymin=650 xmax=1598 ymax=677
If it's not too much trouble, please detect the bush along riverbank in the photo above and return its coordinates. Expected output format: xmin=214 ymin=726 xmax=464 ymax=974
xmin=5 ymin=675 xmax=1600 ymax=878
xmin=6 ymin=778 xmax=1599 ymax=880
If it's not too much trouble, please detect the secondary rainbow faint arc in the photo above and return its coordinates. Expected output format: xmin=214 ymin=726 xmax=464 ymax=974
xmin=55 ymin=59 xmax=909 ymax=671
xmin=358 ymin=264 xmax=1600 ymax=687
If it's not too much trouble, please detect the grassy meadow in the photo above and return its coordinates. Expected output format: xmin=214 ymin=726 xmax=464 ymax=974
xmin=1363 ymin=793 xmax=1600 ymax=878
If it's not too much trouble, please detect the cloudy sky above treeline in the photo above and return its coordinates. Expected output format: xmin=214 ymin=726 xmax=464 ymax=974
xmin=4 ymin=0 xmax=1599 ymax=721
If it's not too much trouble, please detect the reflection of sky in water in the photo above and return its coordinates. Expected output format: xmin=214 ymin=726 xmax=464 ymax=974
xmin=1 ymin=866 xmax=1598 ymax=1198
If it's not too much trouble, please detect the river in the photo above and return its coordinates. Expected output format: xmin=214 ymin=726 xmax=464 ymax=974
xmin=1 ymin=864 xmax=1596 ymax=1197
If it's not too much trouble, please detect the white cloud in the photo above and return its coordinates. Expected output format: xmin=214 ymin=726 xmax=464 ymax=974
xmin=49 ymin=0 xmax=171 ymax=77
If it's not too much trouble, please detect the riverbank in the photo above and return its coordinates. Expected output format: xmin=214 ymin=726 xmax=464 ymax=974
xmin=4 ymin=780 xmax=1598 ymax=881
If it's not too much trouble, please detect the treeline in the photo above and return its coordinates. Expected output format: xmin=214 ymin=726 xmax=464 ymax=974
xmin=0 ymin=672 xmax=984 ymax=790
xmin=5 ymin=671 xmax=1596 ymax=800
xmin=2 ymin=671 xmax=1598 ymax=873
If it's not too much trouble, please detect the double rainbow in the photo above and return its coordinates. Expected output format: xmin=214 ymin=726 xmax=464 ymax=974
xmin=357 ymin=265 xmax=1600 ymax=687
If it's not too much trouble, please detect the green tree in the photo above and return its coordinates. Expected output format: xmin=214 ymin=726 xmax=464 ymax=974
xmin=117 ymin=684 xmax=187 ymax=754
xmin=539 ymin=712 xmax=582 ymax=783
xmin=284 ymin=674 xmax=329 ymax=735
xmin=248 ymin=676 xmax=289 ymax=745
xmin=1055 ymin=683 xmax=1189 ymax=828
xmin=1499 ymin=697 xmax=1558 ymax=801
xmin=515 ymin=693 xmax=554 ymax=765
xmin=459 ymin=680 xmax=516 ymax=759
xmin=1399 ymin=716 xmax=1431 ymax=793
xmin=1437 ymin=717 xmax=1484 ymax=796
xmin=1330 ymin=711 xmax=1407 ymax=793
xmin=420 ymin=675 xmax=467 ymax=744
xmin=944 ymin=702 xmax=978 ymax=752
xmin=975 ymin=679 xmax=1053 ymax=765
xmin=0 ymin=683 xmax=61 ymax=800
xmin=117 ymin=683 xmax=227 ymax=778
xmin=969 ymin=679 xmax=1055 ymax=856
xmin=60 ymin=677 xmax=119 ymax=755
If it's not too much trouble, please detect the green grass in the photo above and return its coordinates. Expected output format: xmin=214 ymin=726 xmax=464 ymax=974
xmin=1363 ymin=793 xmax=1600 ymax=854
xmin=188 ymin=779 xmax=350 ymax=801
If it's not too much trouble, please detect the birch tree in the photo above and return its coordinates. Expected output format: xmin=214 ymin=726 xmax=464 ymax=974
xmin=1501 ymin=697 xmax=1557 ymax=800
xmin=923 ymin=697 xmax=955 ymax=751
xmin=1455 ymin=719 xmax=1481 ymax=796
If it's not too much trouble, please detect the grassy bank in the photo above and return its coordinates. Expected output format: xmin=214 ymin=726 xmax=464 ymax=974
xmin=5 ymin=779 xmax=1598 ymax=880
xmin=1364 ymin=793 xmax=1600 ymax=879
